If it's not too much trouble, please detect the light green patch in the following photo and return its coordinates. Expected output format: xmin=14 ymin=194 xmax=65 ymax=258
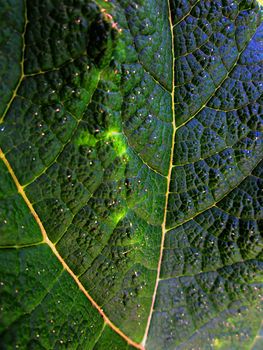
xmin=113 ymin=37 xmax=127 ymax=62
xmin=213 ymin=338 xmax=223 ymax=349
xmin=106 ymin=129 xmax=128 ymax=157
xmin=75 ymin=130 xmax=98 ymax=147
xmin=110 ymin=208 xmax=128 ymax=225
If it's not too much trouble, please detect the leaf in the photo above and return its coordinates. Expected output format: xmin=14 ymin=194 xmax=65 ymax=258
xmin=0 ymin=0 xmax=262 ymax=349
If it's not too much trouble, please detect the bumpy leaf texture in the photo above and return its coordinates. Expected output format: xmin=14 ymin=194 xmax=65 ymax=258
xmin=0 ymin=0 xmax=262 ymax=349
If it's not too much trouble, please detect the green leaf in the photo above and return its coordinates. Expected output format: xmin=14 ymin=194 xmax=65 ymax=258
xmin=0 ymin=0 xmax=262 ymax=349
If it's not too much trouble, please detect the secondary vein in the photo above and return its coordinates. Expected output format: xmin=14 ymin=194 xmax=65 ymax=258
xmin=0 ymin=148 xmax=143 ymax=350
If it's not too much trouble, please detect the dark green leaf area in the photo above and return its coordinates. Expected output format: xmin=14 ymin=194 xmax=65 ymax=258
xmin=0 ymin=58 xmax=98 ymax=185
xmin=0 ymin=244 xmax=108 ymax=349
xmin=0 ymin=0 xmax=24 ymax=116
xmin=0 ymin=243 xmax=134 ymax=349
xmin=0 ymin=160 xmax=42 ymax=246
xmin=0 ymin=0 xmax=117 ymax=185
xmin=118 ymin=0 xmax=173 ymax=91
xmin=93 ymin=326 xmax=135 ymax=350
xmin=25 ymin=0 xmax=115 ymax=74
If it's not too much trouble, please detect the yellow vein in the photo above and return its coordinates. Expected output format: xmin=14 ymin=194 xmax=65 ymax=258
xmin=0 ymin=0 xmax=27 ymax=124
xmin=0 ymin=242 xmax=43 ymax=249
xmin=141 ymin=0 xmax=176 ymax=346
xmin=121 ymin=129 xmax=165 ymax=178
xmin=173 ymin=0 xmax=201 ymax=27
xmin=0 ymin=148 xmax=143 ymax=350
xmin=249 ymin=321 xmax=263 ymax=350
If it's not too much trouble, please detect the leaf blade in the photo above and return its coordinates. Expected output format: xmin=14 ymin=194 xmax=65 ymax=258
xmin=0 ymin=0 xmax=262 ymax=349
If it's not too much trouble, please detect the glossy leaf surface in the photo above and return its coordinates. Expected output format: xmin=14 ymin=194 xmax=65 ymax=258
xmin=0 ymin=0 xmax=262 ymax=349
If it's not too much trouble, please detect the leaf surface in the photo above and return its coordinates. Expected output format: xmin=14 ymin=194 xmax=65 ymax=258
xmin=0 ymin=0 xmax=262 ymax=349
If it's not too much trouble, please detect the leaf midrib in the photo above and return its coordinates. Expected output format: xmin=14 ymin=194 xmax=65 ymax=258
xmin=141 ymin=0 xmax=176 ymax=345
